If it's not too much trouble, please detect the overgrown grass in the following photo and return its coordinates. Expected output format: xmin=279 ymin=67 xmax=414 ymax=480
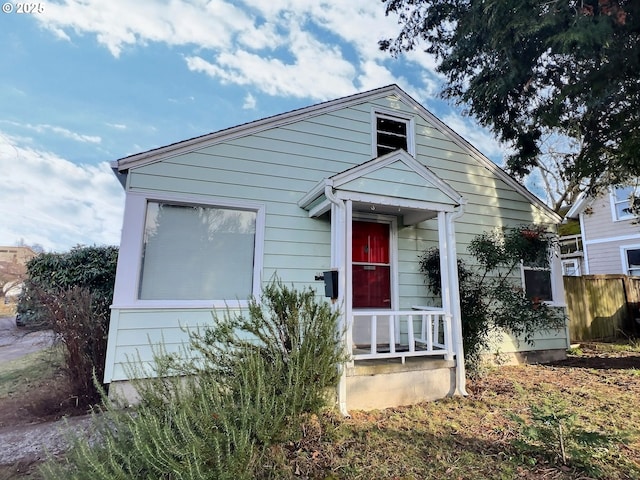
xmin=4 ymin=336 xmax=640 ymax=479
xmin=270 ymin=362 xmax=640 ymax=479
xmin=0 ymin=346 xmax=64 ymax=398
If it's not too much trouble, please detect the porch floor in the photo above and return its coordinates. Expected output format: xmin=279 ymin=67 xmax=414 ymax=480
xmin=348 ymin=354 xmax=455 ymax=376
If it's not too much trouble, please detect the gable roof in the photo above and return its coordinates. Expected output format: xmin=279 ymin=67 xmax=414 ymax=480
xmin=299 ymin=150 xmax=464 ymax=225
xmin=565 ymin=192 xmax=590 ymax=219
xmin=112 ymin=84 xmax=560 ymax=223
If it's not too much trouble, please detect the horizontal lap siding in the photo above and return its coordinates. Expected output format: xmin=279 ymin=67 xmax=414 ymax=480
xmin=111 ymin=97 xmax=564 ymax=378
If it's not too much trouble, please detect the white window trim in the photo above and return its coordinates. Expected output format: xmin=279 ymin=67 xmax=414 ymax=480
xmin=610 ymin=186 xmax=637 ymax=222
xmin=371 ymin=107 xmax=416 ymax=158
xmin=520 ymin=253 xmax=563 ymax=307
xmin=620 ymin=244 xmax=640 ymax=276
xmin=561 ymin=259 xmax=580 ymax=276
xmin=350 ymin=213 xmax=399 ymax=311
xmin=112 ymin=190 xmax=265 ymax=309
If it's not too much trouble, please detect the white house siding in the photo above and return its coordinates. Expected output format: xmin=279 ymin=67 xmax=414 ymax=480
xmin=106 ymin=92 xmax=566 ymax=383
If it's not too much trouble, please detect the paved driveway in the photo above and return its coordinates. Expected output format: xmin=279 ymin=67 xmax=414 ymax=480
xmin=0 ymin=316 xmax=55 ymax=362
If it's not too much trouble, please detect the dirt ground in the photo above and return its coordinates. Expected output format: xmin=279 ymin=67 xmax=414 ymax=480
xmin=0 ymin=339 xmax=638 ymax=477
xmin=0 ymin=342 xmax=638 ymax=429
xmin=0 ymin=341 xmax=639 ymax=429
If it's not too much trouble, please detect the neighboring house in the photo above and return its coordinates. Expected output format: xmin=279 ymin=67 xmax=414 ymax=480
xmin=104 ymin=85 xmax=568 ymax=411
xmin=0 ymin=246 xmax=37 ymax=304
xmin=566 ymin=184 xmax=640 ymax=276
xmin=559 ymin=234 xmax=584 ymax=276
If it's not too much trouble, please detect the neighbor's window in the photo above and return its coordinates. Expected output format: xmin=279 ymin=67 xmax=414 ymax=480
xmin=612 ymin=185 xmax=639 ymax=220
xmin=376 ymin=115 xmax=409 ymax=156
xmin=624 ymin=248 xmax=640 ymax=277
xmin=138 ymin=201 xmax=256 ymax=300
xmin=561 ymin=259 xmax=580 ymax=277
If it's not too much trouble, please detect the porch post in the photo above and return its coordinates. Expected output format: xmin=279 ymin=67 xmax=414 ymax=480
xmin=446 ymin=203 xmax=468 ymax=396
xmin=325 ymin=184 xmax=350 ymax=416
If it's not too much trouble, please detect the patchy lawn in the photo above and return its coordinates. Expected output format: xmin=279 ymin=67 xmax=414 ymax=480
xmin=1 ymin=342 xmax=639 ymax=479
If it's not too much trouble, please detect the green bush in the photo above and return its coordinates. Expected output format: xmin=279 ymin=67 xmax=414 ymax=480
xmin=41 ymin=280 xmax=346 ymax=480
xmin=420 ymin=225 xmax=566 ymax=369
xmin=17 ymin=245 xmax=118 ymax=405
xmin=17 ymin=245 xmax=118 ymax=328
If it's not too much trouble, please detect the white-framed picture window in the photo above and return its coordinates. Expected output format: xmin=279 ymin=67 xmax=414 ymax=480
xmin=139 ymin=201 xmax=257 ymax=301
xmin=112 ymin=191 xmax=265 ymax=308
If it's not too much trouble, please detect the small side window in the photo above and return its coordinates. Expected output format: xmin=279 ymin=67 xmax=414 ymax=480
xmin=612 ymin=185 xmax=639 ymax=221
xmin=624 ymin=248 xmax=640 ymax=277
xmin=372 ymin=110 xmax=414 ymax=157
xmin=523 ymin=266 xmax=553 ymax=301
xmin=522 ymin=246 xmax=555 ymax=302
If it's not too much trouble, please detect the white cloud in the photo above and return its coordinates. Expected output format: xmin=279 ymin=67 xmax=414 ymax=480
xmin=0 ymin=133 xmax=124 ymax=252
xmin=2 ymin=121 xmax=101 ymax=144
xmin=106 ymin=123 xmax=127 ymax=130
xmin=242 ymin=93 xmax=257 ymax=110
xmin=35 ymin=0 xmax=439 ymax=101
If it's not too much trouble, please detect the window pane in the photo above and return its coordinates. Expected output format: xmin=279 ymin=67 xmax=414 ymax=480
xmin=615 ymin=186 xmax=634 ymax=201
xmin=614 ymin=186 xmax=636 ymax=219
xmin=524 ymin=269 xmax=552 ymax=301
xmin=353 ymin=265 xmax=391 ymax=308
xmin=376 ymin=117 xmax=407 ymax=156
xmin=627 ymin=250 xmax=640 ymax=275
xmin=139 ymin=202 xmax=256 ymax=300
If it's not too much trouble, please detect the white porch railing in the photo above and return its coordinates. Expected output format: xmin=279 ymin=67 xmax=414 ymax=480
xmin=350 ymin=307 xmax=454 ymax=363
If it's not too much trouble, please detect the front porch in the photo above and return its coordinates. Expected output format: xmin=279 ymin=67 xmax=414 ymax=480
xmin=298 ymin=151 xmax=469 ymax=412
xmin=346 ymin=307 xmax=456 ymax=410
xmin=350 ymin=307 xmax=453 ymax=362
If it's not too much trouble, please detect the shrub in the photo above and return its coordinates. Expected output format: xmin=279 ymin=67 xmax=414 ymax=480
xmin=17 ymin=245 xmax=118 ymax=329
xmin=41 ymin=286 xmax=110 ymax=405
xmin=40 ymin=280 xmax=346 ymax=479
xmin=420 ymin=225 xmax=566 ymax=369
xmin=510 ymin=397 xmax=630 ymax=478
xmin=17 ymin=245 xmax=118 ymax=405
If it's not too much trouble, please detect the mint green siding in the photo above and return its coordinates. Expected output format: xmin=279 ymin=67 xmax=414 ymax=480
xmin=106 ymin=91 xmax=564 ymax=383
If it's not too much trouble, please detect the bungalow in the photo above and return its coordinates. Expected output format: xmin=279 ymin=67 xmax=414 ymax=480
xmin=104 ymin=85 xmax=568 ymax=412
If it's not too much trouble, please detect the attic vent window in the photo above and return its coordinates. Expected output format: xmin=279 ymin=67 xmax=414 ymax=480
xmin=376 ymin=116 xmax=408 ymax=156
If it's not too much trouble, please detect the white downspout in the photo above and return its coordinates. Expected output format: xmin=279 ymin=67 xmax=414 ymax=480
xmin=447 ymin=199 xmax=468 ymax=396
xmin=324 ymin=182 xmax=350 ymax=417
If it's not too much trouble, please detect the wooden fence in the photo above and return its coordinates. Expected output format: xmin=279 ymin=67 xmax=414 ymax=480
xmin=563 ymin=274 xmax=640 ymax=341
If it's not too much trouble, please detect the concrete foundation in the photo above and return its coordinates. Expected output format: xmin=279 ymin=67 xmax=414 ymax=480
xmin=484 ymin=348 xmax=567 ymax=366
xmin=345 ymin=357 xmax=456 ymax=410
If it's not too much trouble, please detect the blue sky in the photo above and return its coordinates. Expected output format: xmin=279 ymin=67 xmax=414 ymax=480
xmin=0 ymin=0 xmax=510 ymax=252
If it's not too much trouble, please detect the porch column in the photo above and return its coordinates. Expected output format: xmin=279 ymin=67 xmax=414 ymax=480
xmin=446 ymin=206 xmax=468 ymax=396
xmin=326 ymin=187 xmax=350 ymax=415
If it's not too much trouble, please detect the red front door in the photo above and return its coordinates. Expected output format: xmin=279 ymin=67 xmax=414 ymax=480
xmin=352 ymin=221 xmax=391 ymax=309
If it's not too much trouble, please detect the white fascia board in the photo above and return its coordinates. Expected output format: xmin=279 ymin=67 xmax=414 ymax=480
xmin=298 ymin=178 xmax=330 ymax=209
xmin=308 ymin=199 xmax=332 ymax=218
xmin=565 ymin=191 xmax=590 ymax=219
xmin=335 ymin=190 xmax=456 ymax=212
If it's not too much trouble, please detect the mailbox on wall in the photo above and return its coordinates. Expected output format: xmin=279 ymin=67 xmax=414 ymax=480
xmin=323 ymin=270 xmax=339 ymax=300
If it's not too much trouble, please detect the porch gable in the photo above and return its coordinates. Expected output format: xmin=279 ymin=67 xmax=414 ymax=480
xmin=299 ymin=150 xmax=463 ymax=224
